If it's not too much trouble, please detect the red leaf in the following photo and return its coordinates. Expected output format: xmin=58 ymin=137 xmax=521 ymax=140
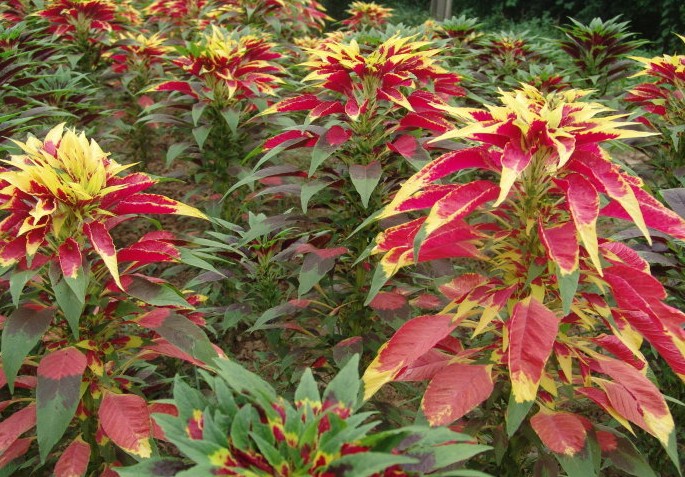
xmin=273 ymin=94 xmax=321 ymax=113
xmin=0 ymin=437 xmax=31 ymax=468
xmin=54 ymin=436 xmax=91 ymax=477
xmin=422 ymin=363 xmax=493 ymax=425
xmin=0 ymin=403 xmax=36 ymax=454
xmin=58 ymin=238 xmax=82 ymax=279
xmin=496 ymin=138 xmax=532 ymax=205
xmin=558 ymin=173 xmax=600 ymax=271
xmin=99 ymin=392 xmax=152 ymax=458
xmin=38 ymin=347 xmax=87 ymax=380
xmin=369 ymin=292 xmax=407 ymax=311
xmin=508 ymin=296 xmax=559 ymax=403
xmin=310 ymin=100 xmax=344 ymax=118
xmin=439 ymin=274 xmax=488 ymax=301
xmin=149 ymin=403 xmax=178 ymax=441
xmin=530 ymin=409 xmax=587 ymax=455
xmin=325 ymin=125 xmax=351 ymax=147
xmin=83 ymin=221 xmax=120 ymax=288
xmin=363 ymin=314 xmax=457 ymax=399
xmin=154 ymin=81 xmax=196 ymax=97
xmin=538 ymin=220 xmax=579 ymax=275
xmin=395 ymin=349 xmax=450 ymax=381
xmin=263 ymin=130 xmax=316 ymax=150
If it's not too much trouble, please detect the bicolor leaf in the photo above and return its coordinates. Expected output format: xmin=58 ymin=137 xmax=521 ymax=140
xmin=83 ymin=221 xmax=120 ymax=289
xmin=363 ymin=314 xmax=457 ymax=399
xmin=0 ymin=403 xmax=36 ymax=455
xmin=349 ymin=161 xmax=382 ymax=208
xmin=58 ymin=238 xmax=82 ymax=279
xmin=538 ymin=219 xmax=579 ymax=276
xmin=37 ymin=347 xmax=87 ymax=461
xmin=1 ymin=305 xmax=54 ymax=392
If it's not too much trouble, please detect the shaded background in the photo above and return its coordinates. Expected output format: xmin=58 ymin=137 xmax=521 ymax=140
xmin=322 ymin=0 xmax=685 ymax=51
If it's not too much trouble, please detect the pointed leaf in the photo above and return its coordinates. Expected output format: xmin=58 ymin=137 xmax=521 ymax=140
xmin=363 ymin=314 xmax=457 ymax=399
xmin=99 ymin=392 xmax=152 ymax=458
xmin=37 ymin=347 xmax=87 ymax=461
xmin=538 ymin=220 xmax=579 ymax=276
xmin=83 ymin=221 xmax=120 ymax=289
xmin=58 ymin=238 xmax=82 ymax=280
xmin=349 ymin=161 xmax=383 ymax=209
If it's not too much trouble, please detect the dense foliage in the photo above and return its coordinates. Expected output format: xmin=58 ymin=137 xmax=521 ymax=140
xmin=0 ymin=1 xmax=683 ymax=476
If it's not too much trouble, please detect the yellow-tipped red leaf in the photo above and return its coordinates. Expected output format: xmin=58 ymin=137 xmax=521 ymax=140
xmin=363 ymin=314 xmax=456 ymax=399
xmin=508 ymin=296 xmax=559 ymax=403
xmin=422 ymin=363 xmax=493 ymax=426
xmin=530 ymin=408 xmax=588 ymax=456
xmin=83 ymin=221 xmax=120 ymax=289
xmin=99 ymin=392 xmax=152 ymax=458
xmin=558 ymin=173 xmax=601 ymax=272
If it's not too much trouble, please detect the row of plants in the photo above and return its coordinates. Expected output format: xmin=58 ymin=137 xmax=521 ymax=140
xmin=0 ymin=1 xmax=684 ymax=476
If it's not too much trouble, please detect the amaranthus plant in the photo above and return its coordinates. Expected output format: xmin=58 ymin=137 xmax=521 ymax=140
xmin=38 ymin=0 xmax=124 ymax=71
xmin=342 ymin=1 xmax=393 ymax=31
xmin=558 ymin=16 xmax=647 ymax=95
xmin=362 ymin=85 xmax=685 ymax=475
xmin=217 ymin=0 xmax=330 ymax=38
xmin=0 ymin=124 xmax=218 ymax=474
xmin=239 ymin=35 xmax=465 ymax=342
xmin=146 ymin=26 xmax=283 ymax=185
xmin=116 ymin=355 xmax=491 ymax=476
xmin=625 ymin=34 xmax=685 ymax=187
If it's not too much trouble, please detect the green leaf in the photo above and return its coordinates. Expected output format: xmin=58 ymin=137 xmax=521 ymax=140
xmin=214 ymin=358 xmax=276 ymax=403
xmin=349 ymin=161 xmax=383 ymax=208
xmin=505 ymin=392 xmax=534 ymax=437
xmin=9 ymin=269 xmax=37 ymax=307
xmin=36 ymin=348 xmax=87 ymax=462
xmin=325 ymin=452 xmax=416 ymax=477
xmin=126 ymin=276 xmax=191 ymax=308
xmin=323 ymin=355 xmax=360 ymax=410
xmin=300 ymin=180 xmax=330 ymax=213
xmin=295 ymin=368 xmax=321 ymax=405
xmin=221 ymin=108 xmax=240 ymax=135
xmin=1 ymin=305 xmax=55 ymax=393
xmin=166 ymin=142 xmax=191 ymax=167
xmin=595 ymin=426 xmax=657 ymax=477
xmin=114 ymin=458 xmax=189 ymax=476
xmin=555 ymin=435 xmax=600 ymax=477
xmin=49 ymin=270 xmax=84 ymax=340
xmin=191 ymin=102 xmax=207 ymax=126
xmin=556 ymin=265 xmax=579 ymax=316
xmin=192 ymin=125 xmax=212 ymax=150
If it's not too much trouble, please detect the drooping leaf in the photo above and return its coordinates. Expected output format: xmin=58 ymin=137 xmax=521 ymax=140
xmin=363 ymin=314 xmax=457 ymax=399
xmin=422 ymin=363 xmax=493 ymax=426
xmin=125 ymin=276 xmax=191 ymax=308
xmin=1 ymin=305 xmax=54 ymax=392
xmin=349 ymin=161 xmax=383 ymax=208
xmin=297 ymin=245 xmax=348 ymax=297
xmin=99 ymin=392 xmax=152 ymax=458
xmin=37 ymin=347 xmax=87 ymax=461
xmin=508 ymin=296 xmax=559 ymax=403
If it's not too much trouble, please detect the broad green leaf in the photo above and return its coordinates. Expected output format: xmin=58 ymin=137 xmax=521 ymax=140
xmin=9 ymin=269 xmax=38 ymax=307
xmin=326 ymin=452 xmax=416 ymax=477
xmin=555 ymin=436 xmax=600 ymax=477
xmin=37 ymin=348 xmax=87 ymax=462
xmin=300 ymin=180 xmax=330 ymax=213
xmin=192 ymin=125 xmax=212 ymax=150
xmin=556 ymin=265 xmax=580 ymax=316
xmin=295 ymin=368 xmax=321 ymax=406
xmin=595 ymin=426 xmax=657 ymax=477
xmin=221 ymin=108 xmax=240 ymax=135
xmin=349 ymin=161 xmax=382 ymax=208
xmin=1 ymin=305 xmax=54 ymax=392
xmin=50 ymin=274 xmax=84 ymax=339
xmin=166 ymin=142 xmax=191 ymax=167
xmin=298 ymin=246 xmax=347 ymax=297
xmin=323 ymin=355 xmax=360 ymax=410
xmin=191 ymin=102 xmax=207 ymax=126
xmin=126 ymin=276 xmax=191 ymax=308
